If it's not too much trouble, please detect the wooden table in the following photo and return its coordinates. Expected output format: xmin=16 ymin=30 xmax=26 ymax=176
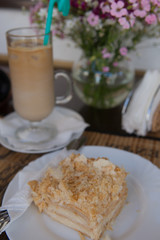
xmin=1 ymin=130 xmax=160 ymax=240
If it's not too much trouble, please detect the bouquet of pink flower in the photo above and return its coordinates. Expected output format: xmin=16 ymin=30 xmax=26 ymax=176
xmin=30 ymin=0 xmax=160 ymax=73
xmin=30 ymin=1 xmax=160 ymax=108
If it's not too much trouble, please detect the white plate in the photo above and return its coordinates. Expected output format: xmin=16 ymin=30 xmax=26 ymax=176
xmin=4 ymin=146 xmax=160 ymax=240
xmin=0 ymin=107 xmax=85 ymax=154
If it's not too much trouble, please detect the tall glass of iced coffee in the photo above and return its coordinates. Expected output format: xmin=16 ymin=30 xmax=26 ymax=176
xmin=6 ymin=27 xmax=72 ymax=144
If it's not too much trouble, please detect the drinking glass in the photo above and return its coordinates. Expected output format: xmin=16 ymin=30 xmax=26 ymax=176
xmin=6 ymin=27 xmax=72 ymax=144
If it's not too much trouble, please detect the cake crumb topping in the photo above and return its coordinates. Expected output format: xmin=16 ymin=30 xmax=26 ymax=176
xmin=28 ymin=153 xmax=127 ymax=223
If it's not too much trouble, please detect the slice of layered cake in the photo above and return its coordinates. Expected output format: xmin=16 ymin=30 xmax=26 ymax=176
xmin=28 ymin=153 xmax=128 ymax=240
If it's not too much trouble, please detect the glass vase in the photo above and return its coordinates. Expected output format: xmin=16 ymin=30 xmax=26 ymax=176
xmin=72 ymin=58 xmax=135 ymax=109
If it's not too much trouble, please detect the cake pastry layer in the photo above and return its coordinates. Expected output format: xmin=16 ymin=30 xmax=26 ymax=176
xmin=28 ymin=153 xmax=128 ymax=240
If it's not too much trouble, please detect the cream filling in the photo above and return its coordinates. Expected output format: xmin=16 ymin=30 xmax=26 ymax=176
xmin=93 ymin=197 xmax=127 ymax=240
xmin=44 ymin=191 xmax=127 ymax=240
xmin=44 ymin=208 xmax=92 ymax=238
xmin=47 ymin=204 xmax=88 ymax=226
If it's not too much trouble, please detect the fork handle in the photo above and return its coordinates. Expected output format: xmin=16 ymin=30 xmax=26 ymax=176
xmin=0 ymin=210 xmax=10 ymax=234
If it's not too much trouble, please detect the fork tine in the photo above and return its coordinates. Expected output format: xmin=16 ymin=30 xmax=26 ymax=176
xmin=0 ymin=210 xmax=8 ymax=214
xmin=0 ymin=210 xmax=10 ymax=233
xmin=0 ymin=215 xmax=10 ymax=220
xmin=0 ymin=210 xmax=10 ymax=234
xmin=0 ymin=210 xmax=9 ymax=217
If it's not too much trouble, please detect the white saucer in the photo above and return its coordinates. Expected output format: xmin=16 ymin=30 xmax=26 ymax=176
xmin=0 ymin=107 xmax=87 ymax=153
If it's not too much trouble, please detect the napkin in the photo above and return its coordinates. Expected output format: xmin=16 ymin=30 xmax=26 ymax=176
xmin=0 ymin=107 xmax=89 ymax=151
xmin=122 ymin=70 xmax=160 ymax=136
xmin=0 ymin=148 xmax=75 ymax=234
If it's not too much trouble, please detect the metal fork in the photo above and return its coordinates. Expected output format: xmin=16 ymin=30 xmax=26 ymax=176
xmin=0 ymin=210 xmax=10 ymax=233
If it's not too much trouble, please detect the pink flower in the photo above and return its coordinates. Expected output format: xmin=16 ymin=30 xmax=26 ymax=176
xmin=113 ymin=62 xmax=119 ymax=67
xmin=87 ymin=12 xmax=99 ymax=26
xmin=132 ymin=2 xmax=139 ymax=9
xmin=151 ymin=0 xmax=160 ymax=7
xmin=102 ymin=48 xmax=107 ymax=55
xmin=103 ymin=53 xmax=112 ymax=58
xmin=141 ymin=0 xmax=151 ymax=12
xmin=119 ymin=17 xmax=130 ymax=29
xmin=33 ymin=2 xmax=43 ymax=13
xmin=150 ymin=0 xmax=160 ymax=6
xmin=100 ymin=2 xmax=110 ymax=14
xmin=134 ymin=9 xmax=147 ymax=18
xmin=29 ymin=2 xmax=43 ymax=24
xmin=52 ymin=29 xmax=56 ymax=36
xmin=119 ymin=13 xmax=135 ymax=29
xmin=110 ymin=1 xmax=128 ymax=18
xmin=101 ymin=48 xmax=112 ymax=59
xmin=119 ymin=47 xmax=128 ymax=56
xmin=129 ymin=0 xmax=139 ymax=9
xmin=145 ymin=14 xmax=157 ymax=24
xmin=129 ymin=13 xmax=136 ymax=27
xmin=103 ymin=66 xmax=110 ymax=72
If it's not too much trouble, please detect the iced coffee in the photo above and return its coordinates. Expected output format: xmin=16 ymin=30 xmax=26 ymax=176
xmin=6 ymin=27 xmax=72 ymax=144
xmin=7 ymin=38 xmax=54 ymax=122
